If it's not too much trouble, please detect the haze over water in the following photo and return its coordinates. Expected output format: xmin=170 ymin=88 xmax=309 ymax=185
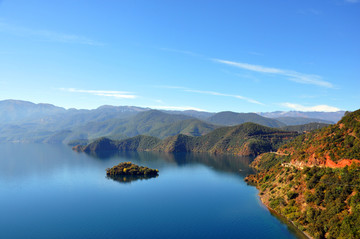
xmin=0 ymin=144 xmax=305 ymax=239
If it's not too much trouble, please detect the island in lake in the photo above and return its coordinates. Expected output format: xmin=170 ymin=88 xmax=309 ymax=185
xmin=106 ymin=162 xmax=159 ymax=177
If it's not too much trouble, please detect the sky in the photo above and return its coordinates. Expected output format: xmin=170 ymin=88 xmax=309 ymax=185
xmin=0 ymin=0 xmax=359 ymax=113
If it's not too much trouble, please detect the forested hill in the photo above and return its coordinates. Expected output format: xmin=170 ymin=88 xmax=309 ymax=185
xmin=245 ymin=109 xmax=360 ymax=239
xmin=74 ymin=122 xmax=298 ymax=157
xmin=279 ymin=109 xmax=360 ymax=168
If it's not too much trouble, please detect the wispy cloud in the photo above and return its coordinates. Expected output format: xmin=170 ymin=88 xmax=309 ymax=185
xmin=61 ymin=88 xmax=137 ymax=99
xmin=154 ymin=85 xmax=263 ymax=105
xmin=0 ymin=22 xmax=103 ymax=46
xmin=147 ymin=105 xmax=207 ymax=111
xmin=185 ymin=89 xmax=263 ymax=105
xmin=221 ymin=69 xmax=260 ymax=83
xmin=213 ymin=59 xmax=334 ymax=88
xmin=153 ymin=84 xmax=263 ymax=105
xmin=281 ymin=103 xmax=340 ymax=112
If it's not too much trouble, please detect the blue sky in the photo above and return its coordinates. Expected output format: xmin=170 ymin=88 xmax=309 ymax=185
xmin=0 ymin=0 xmax=359 ymax=112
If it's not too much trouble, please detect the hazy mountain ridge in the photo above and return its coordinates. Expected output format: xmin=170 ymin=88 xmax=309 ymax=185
xmin=0 ymin=99 xmax=339 ymax=144
xmin=0 ymin=100 xmax=66 ymax=124
xmin=259 ymin=110 xmax=345 ymax=123
xmin=206 ymin=111 xmax=286 ymax=128
xmin=280 ymin=122 xmax=330 ymax=133
xmin=76 ymin=122 xmax=299 ymax=157
xmin=275 ymin=116 xmax=333 ymax=125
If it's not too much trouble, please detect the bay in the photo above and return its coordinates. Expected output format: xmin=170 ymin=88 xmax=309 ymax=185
xmin=0 ymin=144 xmax=304 ymax=239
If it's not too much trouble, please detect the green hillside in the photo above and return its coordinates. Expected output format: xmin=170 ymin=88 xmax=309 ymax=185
xmin=148 ymin=118 xmax=219 ymax=138
xmin=279 ymin=109 xmax=360 ymax=166
xmin=76 ymin=135 xmax=161 ymax=153
xmin=245 ymin=109 xmax=360 ymax=239
xmin=76 ymin=122 xmax=298 ymax=157
xmin=190 ymin=123 xmax=297 ymax=156
xmin=206 ymin=111 xmax=285 ymax=128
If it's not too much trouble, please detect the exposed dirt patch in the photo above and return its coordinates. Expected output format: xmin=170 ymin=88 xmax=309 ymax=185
xmin=325 ymin=158 xmax=360 ymax=168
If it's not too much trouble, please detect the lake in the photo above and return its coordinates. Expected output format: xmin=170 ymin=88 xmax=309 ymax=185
xmin=0 ymin=144 xmax=305 ymax=239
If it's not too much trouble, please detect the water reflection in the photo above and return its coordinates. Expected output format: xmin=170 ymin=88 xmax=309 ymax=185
xmin=0 ymin=144 xmax=301 ymax=239
xmin=106 ymin=174 xmax=158 ymax=184
xmin=0 ymin=144 xmax=255 ymax=183
xmin=85 ymin=150 xmax=255 ymax=177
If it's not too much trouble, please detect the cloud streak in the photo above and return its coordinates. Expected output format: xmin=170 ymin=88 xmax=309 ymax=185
xmin=281 ymin=102 xmax=340 ymax=112
xmin=0 ymin=22 xmax=103 ymax=46
xmin=213 ymin=59 xmax=333 ymax=88
xmin=154 ymin=85 xmax=263 ymax=105
xmin=61 ymin=88 xmax=137 ymax=99
xmin=185 ymin=89 xmax=263 ymax=105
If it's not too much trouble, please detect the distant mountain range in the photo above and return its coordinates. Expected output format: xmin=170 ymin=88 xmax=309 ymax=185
xmin=206 ymin=111 xmax=285 ymax=127
xmin=280 ymin=122 xmax=329 ymax=133
xmin=258 ymin=111 xmax=345 ymax=123
xmin=0 ymin=99 xmax=344 ymax=144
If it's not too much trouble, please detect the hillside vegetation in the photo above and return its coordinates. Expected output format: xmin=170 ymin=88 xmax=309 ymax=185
xmin=246 ymin=109 xmax=360 ymax=239
xmin=280 ymin=110 xmax=360 ymax=167
xmin=75 ymin=122 xmax=298 ymax=157
xmin=281 ymin=122 xmax=330 ymax=133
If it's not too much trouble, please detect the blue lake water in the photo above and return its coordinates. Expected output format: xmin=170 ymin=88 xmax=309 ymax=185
xmin=0 ymin=144 xmax=305 ymax=239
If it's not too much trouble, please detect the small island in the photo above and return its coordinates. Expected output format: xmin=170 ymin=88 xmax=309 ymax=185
xmin=106 ymin=162 xmax=159 ymax=177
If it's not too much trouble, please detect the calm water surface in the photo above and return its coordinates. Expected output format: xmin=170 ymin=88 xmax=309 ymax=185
xmin=0 ymin=144 xmax=304 ymax=239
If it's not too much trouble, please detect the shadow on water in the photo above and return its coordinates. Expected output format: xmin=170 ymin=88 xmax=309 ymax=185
xmin=269 ymin=211 xmax=309 ymax=239
xmin=106 ymin=174 xmax=158 ymax=184
xmin=84 ymin=150 xmax=255 ymax=178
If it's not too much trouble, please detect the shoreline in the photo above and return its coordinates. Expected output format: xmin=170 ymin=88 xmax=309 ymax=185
xmin=256 ymin=191 xmax=312 ymax=239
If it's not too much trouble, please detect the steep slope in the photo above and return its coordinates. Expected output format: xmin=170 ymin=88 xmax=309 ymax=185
xmin=246 ymin=109 xmax=360 ymax=239
xmin=279 ymin=109 xmax=360 ymax=167
xmin=207 ymin=111 xmax=285 ymax=128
